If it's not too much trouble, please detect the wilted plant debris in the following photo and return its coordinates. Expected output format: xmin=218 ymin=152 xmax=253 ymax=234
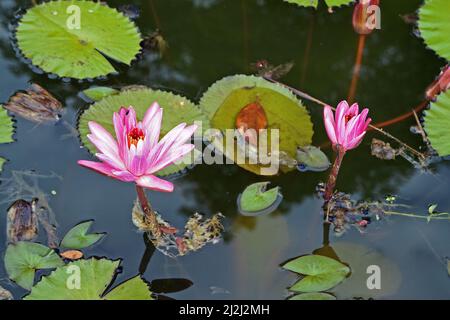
xmin=371 ymin=138 xmax=401 ymax=160
xmin=3 ymin=83 xmax=63 ymax=123
xmin=141 ymin=29 xmax=169 ymax=57
xmin=132 ymin=201 xmax=224 ymax=257
xmin=250 ymin=60 xmax=294 ymax=80
xmin=0 ymin=170 xmax=61 ymax=247
xmin=7 ymin=199 xmax=38 ymax=244
xmin=0 ymin=286 xmax=13 ymax=300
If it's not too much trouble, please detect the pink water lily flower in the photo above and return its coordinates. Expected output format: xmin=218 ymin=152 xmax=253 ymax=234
xmin=78 ymin=103 xmax=197 ymax=192
xmin=323 ymin=100 xmax=371 ymax=152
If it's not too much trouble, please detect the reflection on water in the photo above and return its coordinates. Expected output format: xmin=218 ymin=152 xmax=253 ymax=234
xmin=0 ymin=0 xmax=448 ymax=299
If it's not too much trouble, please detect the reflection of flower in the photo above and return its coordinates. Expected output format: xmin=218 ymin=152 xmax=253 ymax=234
xmin=323 ymin=101 xmax=371 ymax=152
xmin=78 ymin=103 xmax=197 ymax=192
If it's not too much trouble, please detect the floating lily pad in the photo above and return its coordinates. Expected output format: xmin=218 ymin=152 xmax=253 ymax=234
xmin=15 ymin=0 xmax=142 ymax=79
xmin=25 ymin=258 xmax=153 ymax=300
xmin=418 ymin=0 xmax=450 ymax=61
xmin=0 ymin=106 xmax=14 ymax=144
xmin=81 ymin=86 xmax=119 ymax=102
xmin=78 ymin=86 xmax=208 ymax=176
xmin=296 ymin=146 xmax=330 ymax=172
xmin=60 ymin=220 xmax=105 ymax=250
xmin=0 ymin=157 xmax=6 ymax=172
xmin=282 ymin=255 xmax=350 ymax=292
xmin=283 ymin=0 xmax=354 ymax=9
xmin=289 ymin=292 xmax=336 ymax=300
xmin=423 ymin=91 xmax=450 ymax=156
xmin=199 ymin=75 xmax=313 ymax=175
xmin=237 ymin=182 xmax=281 ymax=215
xmin=4 ymin=242 xmax=64 ymax=290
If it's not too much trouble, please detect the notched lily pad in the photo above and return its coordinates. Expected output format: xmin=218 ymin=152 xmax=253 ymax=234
xmin=289 ymin=292 xmax=336 ymax=300
xmin=60 ymin=220 xmax=105 ymax=250
xmin=424 ymin=91 xmax=450 ymax=156
xmin=15 ymin=0 xmax=142 ymax=79
xmin=283 ymin=0 xmax=354 ymax=9
xmin=78 ymin=86 xmax=207 ymax=177
xmin=25 ymin=258 xmax=153 ymax=300
xmin=4 ymin=241 xmax=64 ymax=290
xmin=237 ymin=182 xmax=282 ymax=216
xmin=282 ymin=254 xmax=350 ymax=292
xmin=199 ymin=75 xmax=313 ymax=175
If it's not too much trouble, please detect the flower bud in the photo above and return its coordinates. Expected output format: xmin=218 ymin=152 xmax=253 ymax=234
xmin=352 ymin=0 xmax=380 ymax=35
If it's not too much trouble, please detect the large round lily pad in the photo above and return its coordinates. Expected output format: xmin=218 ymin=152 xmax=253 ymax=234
xmin=0 ymin=105 xmax=14 ymax=172
xmin=423 ymin=91 xmax=450 ymax=156
xmin=25 ymin=258 xmax=153 ymax=300
xmin=199 ymin=75 xmax=313 ymax=175
xmin=418 ymin=0 xmax=450 ymax=61
xmin=78 ymin=86 xmax=208 ymax=176
xmin=15 ymin=0 xmax=142 ymax=79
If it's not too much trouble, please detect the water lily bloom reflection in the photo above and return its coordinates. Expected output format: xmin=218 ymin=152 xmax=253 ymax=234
xmin=323 ymin=100 xmax=371 ymax=152
xmin=78 ymin=103 xmax=197 ymax=192
xmin=323 ymin=100 xmax=371 ymax=202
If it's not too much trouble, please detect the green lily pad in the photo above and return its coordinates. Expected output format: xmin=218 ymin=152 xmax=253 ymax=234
xmin=418 ymin=0 xmax=450 ymax=61
xmin=0 ymin=105 xmax=14 ymax=144
xmin=199 ymin=75 xmax=313 ymax=175
xmin=15 ymin=0 xmax=142 ymax=79
xmin=78 ymin=86 xmax=208 ymax=177
xmin=60 ymin=220 xmax=105 ymax=250
xmin=25 ymin=258 xmax=153 ymax=300
xmin=4 ymin=242 xmax=64 ymax=290
xmin=81 ymin=86 xmax=119 ymax=102
xmin=238 ymin=182 xmax=281 ymax=214
xmin=282 ymin=255 xmax=350 ymax=292
xmin=0 ymin=157 xmax=6 ymax=172
xmin=289 ymin=292 xmax=336 ymax=300
xmin=283 ymin=0 xmax=354 ymax=9
xmin=296 ymin=146 xmax=330 ymax=172
xmin=423 ymin=91 xmax=450 ymax=156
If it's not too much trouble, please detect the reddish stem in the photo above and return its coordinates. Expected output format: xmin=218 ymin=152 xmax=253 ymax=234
xmin=348 ymin=34 xmax=366 ymax=103
xmin=135 ymin=185 xmax=161 ymax=238
xmin=324 ymin=146 xmax=346 ymax=202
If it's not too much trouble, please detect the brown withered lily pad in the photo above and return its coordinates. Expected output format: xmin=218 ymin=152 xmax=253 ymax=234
xmin=371 ymin=138 xmax=401 ymax=160
xmin=60 ymin=250 xmax=84 ymax=260
xmin=4 ymin=83 xmax=63 ymax=123
xmin=7 ymin=199 xmax=38 ymax=244
xmin=235 ymin=100 xmax=268 ymax=146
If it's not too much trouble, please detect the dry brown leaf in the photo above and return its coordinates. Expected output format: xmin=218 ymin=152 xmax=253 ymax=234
xmin=60 ymin=250 xmax=84 ymax=260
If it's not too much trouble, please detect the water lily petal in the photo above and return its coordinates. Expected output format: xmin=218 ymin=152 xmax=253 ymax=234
xmin=136 ymin=175 xmax=174 ymax=192
xmin=323 ymin=105 xmax=337 ymax=145
xmin=147 ymin=144 xmax=195 ymax=174
xmin=77 ymin=160 xmax=115 ymax=177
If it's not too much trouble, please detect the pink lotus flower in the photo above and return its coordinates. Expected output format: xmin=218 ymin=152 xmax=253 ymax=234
xmin=78 ymin=103 xmax=197 ymax=192
xmin=323 ymin=100 xmax=371 ymax=152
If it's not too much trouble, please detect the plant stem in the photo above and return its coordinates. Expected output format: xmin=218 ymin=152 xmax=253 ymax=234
xmin=348 ymin=34 xmax=366 ymax=103
xmin=135 ymin=185 xmax=161 ymax=238
xmin=384 ymin=211 xmax=450 ymax=220
xmin=264 ymin=77 xmax=426 ymax=161
xmin=324 ymin=145 xmax=346 ymax=202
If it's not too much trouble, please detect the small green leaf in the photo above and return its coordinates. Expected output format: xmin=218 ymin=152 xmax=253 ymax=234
xmin=283 ymin=0 xmax=354 ymax=9
xmin=428 ymin=204 xmax=438 ymax=215
xmin=81 ymin=87 xmax=119 ymax=102
xmin=104 ymin=276 xmax=153 ymax=300
xmin=15 ymin=0 xmax=142 ymax=79
xmin=61 ymin=220 xmax=105 ymax=249
xmin=239 ymin=182 xmax=281 ymax=214
xmin=25 ymin=258 xmax=153 ymax=300
xmin=289 ymin=292 xmax=336 ymax=300
xmin=418 ymin=0 xmax=450 ymax=60
xmin=282 ymin=255 xmax=350 ymax=292
xmin=424 ymin=91 xmax=450 ymax=156
xmin=296 ymin=146 xmax=330 ymax=172
xmin=4 ymin=242 xmax=64 ymax=290
xmin=0 ymin=157 xmax=6 ymax=173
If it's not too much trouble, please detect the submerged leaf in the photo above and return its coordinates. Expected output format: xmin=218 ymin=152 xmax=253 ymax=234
xmin=289 ymin=292 xmax=336 ymax=300
xmin=424 ymin=91 xmax=450 ymax=156
xmin=282 ymin=255 xmax=350 ymax=292
xmin=238 ymin=182 xmax=281 ymax=214
xmin=81 ymin=86 xmax=119 ymax=102
xmin=370 ymin=138 xmax=400 ymax=160
xmin=78 ymin=86 xmax=207 ymax=176
xmin=418 ymin=0 xmax=450 ymax=60
xmin=25 ymin=258 xmax=153 ymax=300
xmin=15 ymin=0 xmax=142 ymax=79
xmin=3 ymin=84 xmax=62 ymax=123
xmin=60 ymin=220 xmax=105 ymax=249
xmin=4 ymin=242 xmax=64 ymax=290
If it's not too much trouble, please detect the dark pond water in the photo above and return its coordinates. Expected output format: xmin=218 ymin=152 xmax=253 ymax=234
xmin=0 ymin=0 xmax=449 ymax=299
